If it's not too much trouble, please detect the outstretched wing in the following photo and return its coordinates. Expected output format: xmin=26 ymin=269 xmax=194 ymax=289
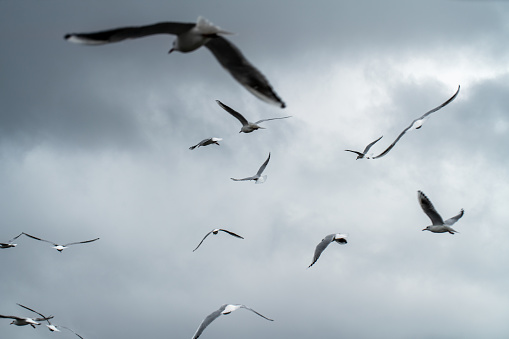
xmin=418 ymin=85 xmax=460 ymax=120
xmin=417 ymin=191 xmax=444 ymax=225
xmin=308 ymin=234 xmax=335 ymax=268
xmin=256 ymin=153 xmax=271 ymax=176
xmin=240 ymin=305 xmax=274 ymax=321
xmin=444 ymin=209 xmax=464 ymax=226
xmin=193 ymin=231 xmax=214 ymax=252
xmin=362 ymin=135 xmax=383 ymax=154
xmin=344 ymin=150 xmax=363 ymax=156
xmin=7 ymin=233 xmax=24 ymax=243
xmin=254 ymin=116 xmax=292 ymax=124
xmin=372 ymin=128 xmax=410 ymax=159
xmin=63 ymin=238 xmax=100 ymax=247
xmin=59 ymin=326 xmax=85 ymax=339
xmin=216 ymin=100 xmax=249 ymax=126
xmin=192 ymin=306 xmax=225 ymax=339
xmin=22 ymin=233 xmax=57 ymax=246
xmin=0 ymin=314 xmax=22 ymax=320
xmin=16 ymin=304 xmax=49 ymax=324
xmin=64 ymin=22 xmax=195 ymax=45
xmin=219 ymin=229 xmax=244 ymax=239
xmin=231 ymin=176 xmax=256 ymax=181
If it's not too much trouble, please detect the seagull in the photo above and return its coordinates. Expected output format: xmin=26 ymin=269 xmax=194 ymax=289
xmin=216 ymin=100 xmax=291 ymax=133
xmin=0 ymin=233 xmax=23 ymax=249
xmin=418 ymin=191 xmax=464 ymax=234
xmin=231 ymin=153 xmax=270 ymax=184
xmin=64 ymin=17 xmax=286 ymax=108
xmin=193 ymin=229 xmax=244 ymax=252
xmin=373 ymin=85 xmax=460 ymax=159
xmin=16 ymin=304 xmax=59 ymax=332
xmin=308 ymin=233 xmax=348 ymax=268
xmin=345 ymin=136 xmax=383 ymax=160
xmin=22 ymin=232 xmax=99 ymax=252
xmin=192 ymin=304 xmax=273 ymax=339
xmin=0 ymin=312 xmax=53 ymax=328
xmin=189 ymin=137 xmax=223 ymax=150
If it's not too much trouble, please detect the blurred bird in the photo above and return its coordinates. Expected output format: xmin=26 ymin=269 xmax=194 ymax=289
xmin=345 ymin=136 xmax=383 ymax=160
xmin=418 ymin=191 xmax=464 ymax=234
xmin=193 ymin=228 xmax=244 ymax=252
xmin=189 ymin=137 xmax=222 ymax=150
xmin=308 ymin=233 xmax=348 ymax=268
xmin=0 ymin=233 xmax=23 ymax=249
xmin=231 ymin=153 xmax=271 ymax=184
xmin=22 ymin=233 xmax=99 ymax=252
xmin=0 ymin=312 xmax=53 ymax=328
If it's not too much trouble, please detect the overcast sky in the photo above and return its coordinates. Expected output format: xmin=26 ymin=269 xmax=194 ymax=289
xmin=1 ymin=1 xmax=509 ymax=338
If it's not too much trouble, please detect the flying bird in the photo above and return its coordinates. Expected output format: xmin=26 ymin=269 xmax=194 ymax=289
xmin=22 ymin=232 xmax=99 ymax=252
xmin=0 ymin=233 xmax=23 ymax=249
xmin=231 ymin=152 xmax=271 ymax=184
xmin=192 ymin=304 xmax=273 ymax=339
xmin=16 ymin=304 xmax=59 ymax=332
xmin=216 ymin=100 xmax=291 ymax=133
xmin=0 ymin=312 xmax=53 ymax=328
xmin=64 ymin=17 xmax=286 ymax=108
xmin=418 ymin=191 xmax=464 ymax=234
xmin=193 ymin=228 xmax=244 ymax=252
xmin=373 ymin=85 xmax=460 ymax=159
xmin=308 ymin=233 xmax=348 ymax=268
xmin=345 ymin=136 xmax=383 ymax=160
xmin=189 ymin=137 xmax=223 ymax=150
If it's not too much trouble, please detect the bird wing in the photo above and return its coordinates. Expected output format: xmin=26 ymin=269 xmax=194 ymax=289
xmin=254 ymin=116 xmax=292 ymax=124
xmin=190 ymin=139 xmax=209 ymax=150
xmin=444 ymin=209 xmax=464 ymax=226
xmin=231 ymin=176 xmax=256 ymax=181
xmin=59 ymin=326 xmax=85 ymax=339
xmin=344 ymin=150 xmax=364 ymax=156
xmin=417 ymin=191 xmax=444 ymax=225
xmin=206 ymin=37 xmax=285 ymax=108
xmin=22 ymin=233 xmax=57 ymax=246
xmin=7 ymin=233 xmax=24 ymax=243
xmin=215 ymin=100 xmax=249 ymax=126
xmin=33 ymin=316 xmax=54 ymax=322
xmin=239 ymin=305 xmax=274 ymax=321
xmin=362 ymin=135 xmax=383 ymax=154
xmin=64 ymin=22 xmax=195 ymax=44
xmin=256 ymin=153 xmax=271 ymax=176
xmin=308 ymin=234 xmax=335 ymax=268
xmin=193 ymin=231 xmax=214 ymax=252
xmin=16 ymin=304 xmax=50 ymax=324
xmin=63 ymin=238 xmax=100 ymax=247
xmin=372 ymin=128 xmax=410 ymax=159
xmin=219 ymin=229 xmax=244 ymax=239
xmin=192 ymin=306 xmax=226 ymax=339
xmin=0 ymin=314 xmax=22 ymax=320
xmin=418 ymin=85 xmax=461 ymax=120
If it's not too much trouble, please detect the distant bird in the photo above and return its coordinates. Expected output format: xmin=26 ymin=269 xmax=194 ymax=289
xmin=231 ymin=153 xmax=270 ymax=184
xmin=64 ymin=17 xmax=286 ymax=108
xmin=216 ymin=100 xmax=291 ymax=133
xmin=22 ymin=232 xmax=99 ymax=252
xmin=418 ymin=191 xmax=464 ymax=234
xmin=345 ymin=136 xmax=383 ymax=160
xmin=16 ymin=304 xmax=59 ymax=332
xmin=0 ymin=233 xmax=23 ymax=249
xmin=373 ymin=85 xmax=460 ymax=159
xmin=189 ymin=137 xmax=223 ymax=150
xmin=192 ymin=304 xmax=273 ymax=339
xmin=308 ymin=233 xmax=348 ymax=268
xmin=0 ymin=313 xmax=53 ymax=328
xmin=193 ymin=229 xmax=244 ymax=252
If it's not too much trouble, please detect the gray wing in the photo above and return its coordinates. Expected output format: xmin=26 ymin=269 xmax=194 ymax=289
xmin=216 ymin=100 xmax=249 ymax=126
xmin=59 ymin=326 xmax=85 ymax=339
xmin=344 ymin=150 xmax=364 ymax=156
xmin=444 ymin=209 xmax=464 ymax=226
xmin=362 ymin=135 xmax=383 ymax=154
xmin=16 ymin=304 xmax=50 ymax=324
xmin=190 ymin=139 xmax=209 ymax=150
xmin=254 ymin=116 xmax=292 ymax=124
xmin=192 ymin=306 xmax=226 ymax=339
xmin=417 ymin=191 xmax=444 ymax=225
xmin=64 ymin=22 xmax=195 ymax=44
xmin=7 ymin=233 xmax=24 ymax=243
xmin=239 ymin=305 xmax=274 ymax=321
xmin=231 ymin=176 xmax=256 ymax=181
xmin=256 ymin=153 xmax=271 ymax=176
xmin=308 ymin=234 xmax=335 ymax=268
xmin=33 ymin=316 xmax=54 ymax=322
xmin=22 ymin=232 xmax=58 ymax=246
xmin=63 ymin=238 xmax=100 ymax=247
xmin=372 ymin=128 xmax=410 ymax=159
xmin=219 ymin=229 xmax=244 ymax=239
xmin=193 ymin=231 xmax=214 ymax=252
xmin=206 ymin=37 xmax=285 ymax=108
xmin=418 ymin=85 xmax=461 ymax=120
xmin=0 ymin=314 xmax=22 ymax=320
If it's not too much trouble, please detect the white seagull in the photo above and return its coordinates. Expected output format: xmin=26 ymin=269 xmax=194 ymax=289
xmin=418 ymin=191 xmax=464 ymax=234
xmin=216 ymin=100 xmax=291 ymax=133
xmin=189 ymin=137 xmax=223 ymax=150
xmin=16 ymin=304 xmax=59 ymax=332
xmin=0 ymin=233 xmax=23 ymax=249
xmin=22 ymin=232 xmax=99 ymax=252
xmin=64 ymin=17 xmax=286 ymax=108
xmin=308 ymin=233 xmax=348 ymax=268
xmin=0 ymin=312 xmax=53 ymax=328
xmin=192 ymin=304 xmax=273 ymax=339
xmin=373 ymin=85 xmax=460 ymax=159
xmin=193 ymin=229 xmax=244 ymax=252
xmin=231 ymin=153 xmax=270 ymax=184
xmin=345 ymin=136 xmax=383 ymax=160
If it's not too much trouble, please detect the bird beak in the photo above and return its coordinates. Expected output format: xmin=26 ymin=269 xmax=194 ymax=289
xmin=168 ymin=48 xmax=174 ymax=54
xmin=422 ymin=228 xmax=426 ymax=231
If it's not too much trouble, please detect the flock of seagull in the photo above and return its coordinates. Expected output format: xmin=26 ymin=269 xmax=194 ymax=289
xmin=2 ymin=15 xmax=465 ymax=339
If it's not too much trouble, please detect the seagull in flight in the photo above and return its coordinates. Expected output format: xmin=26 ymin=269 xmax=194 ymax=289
xmin=0 ymin=311 xmax=53 ymax=328
xmin=189 ymin=137 xmax=223 ymax=150
xmin=192 ymin=304 xmax=273 ymax=339
xmin=64 ymin=17 xmax=286 ymax=108
xmin=345 ymin=136 xmax=383 ymax=160
xmin=16 ymin=304 xmax=84 ymax=338
xmin=216 ymin=100 xmax=291 ymax=133
xmin=373 ymin=85 xmax=460 ymax=159
xmin=0 ymin=233 xmax=23 ymax=249
xmin=193 ymin=229 xmax=244 ymax=252
xmin=308 ymin=233 xmax=348 ymax=268
xmin=418 ymin=191 xmax=464 ymax=234
xmin=231 ymin=153 xmax=271 ymax=184
xmin=22 ymin=232 xmax=99 ymax=252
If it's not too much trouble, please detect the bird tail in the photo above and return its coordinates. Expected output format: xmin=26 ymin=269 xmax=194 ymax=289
xmin=196 ymin=16 xmax=233 ymax=35
xmin=255 ymin=175 xmax=267 ymax=184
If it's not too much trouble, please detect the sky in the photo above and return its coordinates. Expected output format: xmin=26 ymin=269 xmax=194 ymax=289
xmin=1 ymin=0 xmax=509 ymax=338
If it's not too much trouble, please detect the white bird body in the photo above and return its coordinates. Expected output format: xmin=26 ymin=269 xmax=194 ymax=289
xmin=418 ymin=191 xmax=464 ymax=234
xmin=170 ymin=17 xmax=232 ymax=53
